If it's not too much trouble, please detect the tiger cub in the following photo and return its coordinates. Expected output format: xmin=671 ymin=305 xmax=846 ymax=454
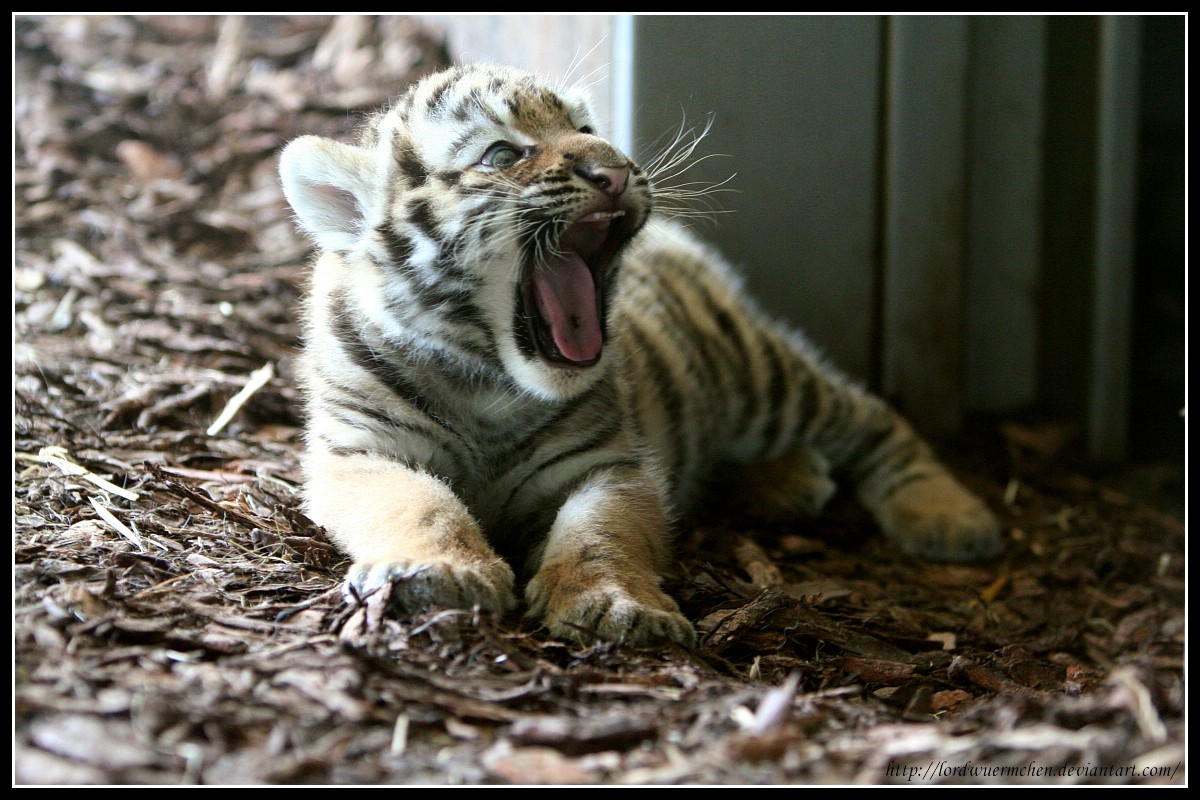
xmin=279 ymin=64 xmax=1000 ymax=646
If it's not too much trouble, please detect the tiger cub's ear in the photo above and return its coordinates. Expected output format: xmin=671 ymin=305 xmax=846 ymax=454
xmin=279 ymin=136 xmax=379 ymax=252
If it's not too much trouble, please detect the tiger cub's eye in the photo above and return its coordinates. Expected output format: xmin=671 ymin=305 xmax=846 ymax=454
xmin=481 ymin=142 xmax=522 ymax=169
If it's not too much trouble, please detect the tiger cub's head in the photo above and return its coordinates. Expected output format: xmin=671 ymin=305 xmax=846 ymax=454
xmin=280 ymin=64 xmax=651 ymax=400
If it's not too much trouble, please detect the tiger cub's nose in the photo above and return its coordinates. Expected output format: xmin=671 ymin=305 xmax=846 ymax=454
xmin=576 ymin=165 xmax=629 ymax=199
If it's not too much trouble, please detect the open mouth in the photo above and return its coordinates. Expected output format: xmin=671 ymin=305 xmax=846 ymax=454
xmin=519 ymin=209 xmax=630 ymax=368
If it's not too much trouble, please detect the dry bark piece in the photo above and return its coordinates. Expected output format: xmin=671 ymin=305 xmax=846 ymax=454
xmin=14 ymin=744 xmax=109 ymax=785
xmin=930 ymin=689 xmax=974 ymax=712
xmin=28 ymin=715 xmax=161 ymax=770
xmin=483 ymin=741 xmax=595 ymax=785
xmin=508 ymin=715 xmax=659 ymax=754
xmin=947 ymin=656 xmax=1057 ymax=702
xmin=116 ymin=140 xmax=183 ymax=182
xmin=732 ymin=536 xmax=784 ymax=587
xmin=835 ymin=657 xmax=918 ymax=685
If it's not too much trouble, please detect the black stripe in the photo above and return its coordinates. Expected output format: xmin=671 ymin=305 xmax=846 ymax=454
xmin=627 ymin=322 xmax=687 ymax=486
xmin=402 ymin=280 xmax=474 ymax=312
xmin=322 ymin=394 xmax=392 ymax=429
xmin=393 ymin=136 xmax=427 ymax=189
xmin=320 ymin=392 xmax=438 ymax=441
xmin=498 ymin=418 xmax=626 ymax=518
xmin=729 ymin=327 xmax=767 ymax=441
xmin=407 ymin=198 xmax=441 ymax=243
xmin=380 ymin=238 xmax=472 ymax=302
xmin=599 ymin=268 xmax=619 ymax=344
xmin=642 ymin=254 xmax=723 ymax=353
xmin=436 ymin=236 xmax=483 ymax=284
xmin=814 ymin=385 xmax=859 ymax=456
xmin=451 ymin=90 xmax=483 ymax=122
xmin=530 ymin=184 xmax=580 ymax=201
xmin=710 ymin=301 xmax=751 ymax=366
xmin=375 ymin=223 xmax=414 ymax=269
xmin=425 ymin=73 xmax=456 ymax=114
xmin=653 ymin=269 xmax=728 ymax=401
xmin=574 ymin=543 xmax=615 ymax=567
xmin=328 ymin=296 xmax=453 ymax=431
xmin=369 ymin=240 xmax=497 ymax=367
xmin=795 ymin=371 xmax=820 ymax=443
xmin=373 ymin=294 xmax=497 ymax=370
xmin=438 ymin=296 xmax=491 ymax=335
xmin=450 ymin=127 xmax=483 ymax=160
xmin=876 ymin=437 xmax=924 ymax=481
xmin=757 ymin=334 xmax=789 ymax=452
xmin=838 ymin=418 xmax=897 ymax=478
xmin=462 ymin=201 xmax=499 ymax=228
xmin=539 ymin=90 xmax=565 ymax=112
xmin=530 ymin=418 xmax=624 ymax=480
xmin=493 ymin=386 xmax=610 ymax=465
xmin=873 ymin=467 xmax=933 ymax=503
xmin=686 ymin=278 xmax=760 ymax=418
xmin=321 ymin=442 xmax=413 ymax=468
xmin=427 ymin=262 xmax=474 ymax=292
xmin=852 ymin=426 xmax=922 ymax=487
xmin=320 ymin=441 xmax=464 ymax=494
xmin=321 ymin=404 xmax=377 ymax=433
xmin=550 ymin=457 xmax=644 ymax=506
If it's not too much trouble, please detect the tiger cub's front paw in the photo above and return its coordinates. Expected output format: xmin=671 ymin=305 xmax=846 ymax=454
xmin=346 ymin=558 xmax=516 ymax=616
xmin=548 ymin=589 xmax=696 ymax=648
xmin=875 ymin=474 xmax=1002 ymax=562
xmin=527 ymin=577 xmax=695 ymax=648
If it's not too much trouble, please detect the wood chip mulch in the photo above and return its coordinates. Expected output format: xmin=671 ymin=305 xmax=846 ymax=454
xmin=14 ymin=15 xmax=1185 ymax=786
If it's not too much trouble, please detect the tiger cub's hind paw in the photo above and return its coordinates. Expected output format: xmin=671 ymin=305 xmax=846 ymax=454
xmin=346 ymin=558 xmax=517 ymax=617
xmin=874 ymin=474 xmax=1003 ymax=562
xmin=730 ymin=446 xmax=838 ymax=521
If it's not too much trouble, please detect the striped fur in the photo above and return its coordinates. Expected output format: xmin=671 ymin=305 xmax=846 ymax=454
xmin=279 ymin=65 xmax=1000 ymax=646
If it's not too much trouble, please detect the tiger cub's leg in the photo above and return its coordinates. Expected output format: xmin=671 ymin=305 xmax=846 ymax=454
xmin=834 ymin=400 xmax=1002 ymax=562
xmin=524 ymin=470 xmax=694 ymax=647
xmin=856 ymin=440 xmax=1001 ymax=562
xmin=750 ymin=339 xmax=1003 ymax=561
xmin=306 ymin=449 xmax=516 ymax=615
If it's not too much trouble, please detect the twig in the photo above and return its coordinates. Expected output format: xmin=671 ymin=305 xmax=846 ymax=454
xmin=17 ymin=445 xmax=140 ymax=501
xmin=145 ymin=462 xmax=264 ymax=532
xmin=89 ymin=496 xmax=144 ymax=550
xmin=1108 ymin=667 xmax=1169 ymax=744
xmin=743 ymin=671 xmax=802 ymax=735
xmin=390 ymin=715 xmax=410 ymax=758
xmin=206 ymin=14 xmax=245 ymax=99
xmin=206 ymin=362 xmax=274 ymax=436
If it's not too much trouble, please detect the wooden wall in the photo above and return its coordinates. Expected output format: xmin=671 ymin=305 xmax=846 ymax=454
xmin=424 ymin=14 xmax=1150 ymax=460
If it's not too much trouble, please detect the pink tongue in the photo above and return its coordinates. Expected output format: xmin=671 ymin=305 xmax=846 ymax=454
xmin=532 ymin=252 xmax=603 ymax=363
